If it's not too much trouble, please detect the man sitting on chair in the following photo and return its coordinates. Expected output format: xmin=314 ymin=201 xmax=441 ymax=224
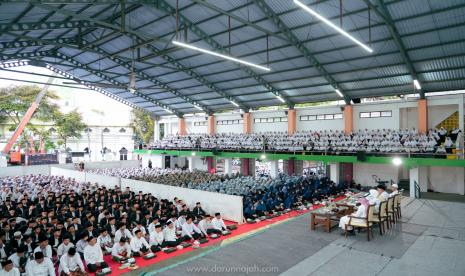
xmin=389 ymin=184 xmax=399 ymax=198
xmin=130 ymin=230 xmax=151 ymax=257
xmin=338 ymin=197 xmax=369 ymax=235
xmin=181 ymin=216 xmax=202 ymax=241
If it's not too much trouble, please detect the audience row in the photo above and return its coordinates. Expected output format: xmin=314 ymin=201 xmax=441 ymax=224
xmin=151 ymin=128 xmax=461 ymax=154
xmin=0 ymin=174 xmax=233 ymax=275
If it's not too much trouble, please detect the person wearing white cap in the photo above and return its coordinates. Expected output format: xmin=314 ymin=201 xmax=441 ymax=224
xmin=389 ymin=184 xmax=399 ymax=198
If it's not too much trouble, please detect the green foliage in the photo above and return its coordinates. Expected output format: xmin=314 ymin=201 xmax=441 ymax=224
xmin=0 ymin=85 xmax=61 ymax=125
xmin=55 ymin=110 xmax=87 ymax=149
xmin=130 ymin=109 xmax=154 ymax=144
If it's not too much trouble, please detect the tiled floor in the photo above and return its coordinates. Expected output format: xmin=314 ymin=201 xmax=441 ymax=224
xmin=151 ymin=197 xmax=465 ymax=276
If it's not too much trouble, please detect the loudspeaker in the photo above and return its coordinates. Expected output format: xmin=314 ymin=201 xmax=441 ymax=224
xmin=352 ymin=98 xmax=361 ymax=104
xmin=340 ymin=106 xmax=345 ymax=112
xmin=356 ymin=151 xmax=366 ymax=162
xmin=240 ymin=114 xmax=244 ymax=118
xmin=285 ymin=110 xmax=288 ymax=115
xmin=205 ymin=116 xmax=208 ymax=121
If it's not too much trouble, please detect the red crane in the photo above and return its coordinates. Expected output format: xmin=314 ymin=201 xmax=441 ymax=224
xmin=2 ymin=75 xmax=56 ymax=158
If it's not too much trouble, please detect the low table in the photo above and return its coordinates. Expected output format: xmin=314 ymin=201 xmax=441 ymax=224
xmin=310 ymin=210 xmax=339 ymax=232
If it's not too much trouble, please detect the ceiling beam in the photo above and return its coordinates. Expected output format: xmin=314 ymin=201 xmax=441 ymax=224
xmin=53 ymin=51 xmax=183 ymax=116
xmin=364 ymin=0 xmax=423 ymax=98
xmin=149 ymin=0 xmax=293 ymax=108
xmin=82 ymin=40 xmax=213 ymax=114
xmin=253 ymin=0 xmax=350 ymax=105
xmin=190 ymin=0 xmax=287 ymax=42
xmin=35 ymin=4 xmax=249 ymax=112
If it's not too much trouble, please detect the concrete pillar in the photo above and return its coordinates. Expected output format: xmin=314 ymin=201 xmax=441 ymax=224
xmin=287 ymin=159 xmax=294 ymax=175
xmin=269 ymin=160 xmax=279 ymax=178
xmin=341 ymin=163 xmax=353 ymax=183
xmin=288 ymin=109 xmax=296 ymax=134
xmin=330 ymin=163 xmax=340 ymax=184
xmin=241 ymin=158 xmax=249 ymax=176
xmin=344 ymin=105 xmax=353 ymax=134
xmin=243 ymin=112 xmax=253 ymax=134
xmin=154 ymin=122 xmax=160 ymax=141
xmin=178 ymin=118 xmax=187 ymax=135
xmin=187 ymin=156 xmax=194 ymax=172
xmin=409 ymin=167 xmax=428 ymax=198
xmin=206 ymin=156 xmax=215 ymax=173
xmin=224 ymin=158 xmax=233 ymax=175
xmin=418 ymin=99 xmax=428 ymax=134
xmin=0 ymin=156 xmax=7 ymax=168
xmin=249 ymin=159 xmax=256 ymax=176
xmin=207 ymin=115 xmax=215 ymax=135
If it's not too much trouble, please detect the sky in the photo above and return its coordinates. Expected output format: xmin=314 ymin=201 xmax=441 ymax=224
xmin=0 ymin=65 xmax=133 ymax=126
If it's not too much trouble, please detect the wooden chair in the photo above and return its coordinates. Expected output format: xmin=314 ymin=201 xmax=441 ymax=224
xmin=345 ymin=204 xmax=375 ymax=241
xmin=387 ymin=197 xmax=396 ymax=226
xmin=395 ymin=193 xmax=402 ymax=219
xmin=371 ymin=200 xmax=388 ymax=235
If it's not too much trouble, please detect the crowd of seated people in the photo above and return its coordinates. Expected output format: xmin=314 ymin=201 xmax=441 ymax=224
xmin=0 ymin=174 xmax=233 ymax=275
xmin=91 ymin=168 xmax=240 ymax=187
xmin=151 ymin=128 xmax=461 ymax=155
xmin=184 ymin=173 xmax=346 ymax=220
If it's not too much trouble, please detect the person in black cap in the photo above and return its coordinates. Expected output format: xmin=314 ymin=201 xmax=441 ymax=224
xmin=111 ymin=237 xmax=131 ymax=262
xmin=58 ymin=247 xmax=85 ymax=275
xmin=376 ymin=184 xmax=389 ymax=201
xmin=162 ymin=221 xmax=181 ymax=247
xmin=1 ymin=259 xmax=19 ymax=275
xmin=192 ymin=202 xmax=206 ymax=221
xmin=83 ymin=236 xmax=108 ymax=272
xmin=97 ymin=228 xmax=113 ymax=254
xmin=33 ymin=235 xmax=52 ymax=259
xmin=130 ymin=229 xmax=151 ymax=257
xmin=25 ymin=252 xmax=55 ymax=276
xmin=7 ymin=246 xmax=26 ymax=273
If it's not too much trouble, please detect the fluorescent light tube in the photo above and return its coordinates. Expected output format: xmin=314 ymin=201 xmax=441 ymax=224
xmin=276 ymin=95 xmax=286 ymax=103
xmin=173 ymin=40 xmax=271 ymax=71
xmin=194 ymin=105 xmax=203 ymax=111
xmin=230 ymin=100 xmax=239 ymax=107
xmin=294 ymin=0 xmax=373 ymax=53
xmin=413 ymin=79 xmax=421 ymax=90
xmin=164 ymin=109 xmax=173 ymax=114
xmin=335 ymin=89 xmax=344 ymax=98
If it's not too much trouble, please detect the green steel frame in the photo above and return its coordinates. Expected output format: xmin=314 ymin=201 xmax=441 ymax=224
xmin=0 ymin=0 xmax=464 ymax=113
xmin=134 ymin=149 xmax=465 ymax=169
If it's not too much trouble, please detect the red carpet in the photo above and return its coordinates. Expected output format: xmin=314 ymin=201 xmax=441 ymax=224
xmin=98 ymin=196 xmax=346 ymax=275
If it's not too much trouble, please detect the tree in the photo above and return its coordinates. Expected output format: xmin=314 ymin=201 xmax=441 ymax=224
xmin=55 ymin=110 xmax=87 ymax=150
xmin=0 ymin=85 xmax=61 ymax=125
xmin=130 ymin=109 xmax=154 ymax=145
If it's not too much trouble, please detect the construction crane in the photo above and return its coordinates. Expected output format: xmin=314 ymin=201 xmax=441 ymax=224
xmin=2 ymin=74 xmax=56 ymax=162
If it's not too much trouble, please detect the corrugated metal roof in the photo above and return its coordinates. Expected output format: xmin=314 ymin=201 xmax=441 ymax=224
xmin=0 ymin=0 xmax=464 ymax=115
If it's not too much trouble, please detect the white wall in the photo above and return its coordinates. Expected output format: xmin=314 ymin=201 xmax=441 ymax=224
xmin=215 ymin=113 xmax=243 ymax=134
xmin=191 ymin=156 xmax=208 ymax=171
xmin=353 ymin=163 xmax=399 ymax=186
xmin=121 ymin=178 xmax=243 ymax=223
xmin=428 ymin=104 xmax=457 ymax=129
xmin=85 ymin=172 xmax=121 ymax=189
xmin=0 ymin=164 xmax=50 ymax=177
xmin=156 ymin=94 xmax=465 ymax=135
xmin=428 ymin=167 xmax=465 ymax=195
xmin=297 ymin=106 xmax=344 ymax=131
